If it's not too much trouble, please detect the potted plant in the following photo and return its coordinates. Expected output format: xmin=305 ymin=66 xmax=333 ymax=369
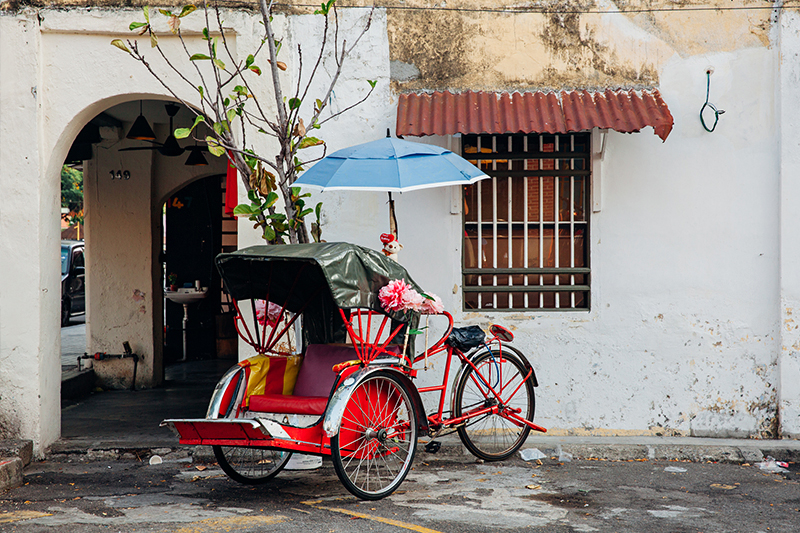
xmin=167 ymin=273 xmax=178 ymax=292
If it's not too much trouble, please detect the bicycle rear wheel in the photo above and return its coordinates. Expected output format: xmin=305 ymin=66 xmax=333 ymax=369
xmin=213 ymin=445 xmax=291 ymax=484
xmin=453 ymin=347 xmax=535 ymax=461
xmin=331 ymin=371 xmax=417 ymax=500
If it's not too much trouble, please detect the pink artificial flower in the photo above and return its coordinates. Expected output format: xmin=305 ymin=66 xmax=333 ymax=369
xmin=402 ymin=289 xmax=426 ymax=312
xmin=420 ymin=293 xmax=444 ymax=315
xmin=379 ymin=279 xmax=414 ymax=312
xmin=255 ymin=300 xmax=283 ymax=327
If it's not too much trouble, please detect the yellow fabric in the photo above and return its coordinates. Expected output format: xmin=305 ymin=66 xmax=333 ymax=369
xmin=239 ymin=354 xmax=302 ymax=407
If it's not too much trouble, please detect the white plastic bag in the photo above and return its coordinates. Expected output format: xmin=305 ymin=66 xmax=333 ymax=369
xmin=519 ymin=448 xmax=547 ymax=461
xmin=756 ymin=456 xmax=789 ymax=473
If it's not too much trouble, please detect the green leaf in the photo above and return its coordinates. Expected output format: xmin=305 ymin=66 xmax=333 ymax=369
xmin=267 ymin=213 xmax=287 ymax=221
xmin=213 ymin=58 xmax=226 ymax=70
xmin=249 ymin=66 xmax=261 ymax=76
xmin=197 ymin=85 xmax=204 ymax=98
xmin=233 ymin=204 xmax=258 ymax=216
xmin=263 ymin=225 xmax=276 ymax=242
xmin=110 ymin=39 xmax=131 ymax=53
xmin=245 ymin=54 xmax=255 ymax=68
xmin=275 ymin=40 xmax=282 ymax=54
xmin=367 ymin=79 xmax=377 ymax=88
xmin=213 ymin=122 xmax=223 ymax=135
xmin=290 ymin=186 xmax=300 ymax=197
xmin=315 ymin=98 xmax=324 ymax=111
xmin=159 ymin=9 xmax=173 ymax=16
xmin=174 ymin=115 xmax=205 ymax=139
xmin=247 ymin=189 xmax=259 ymax=203
xmin=205 ymin=136 xmax=225 ymax=157
xmin=233 ymin=85 xmax=247 ymax=96
xmin=264 ymin=191 xmax=279 ymax=209
xmin=179 ymin=5 xmax=197 ymax=17
xmin=143 ymin=5 xmax=150 ymax=23
xmin=315 ymin=202 xmax=322 ymax=220
xmin=190 ymin=53 xmax=210 ymax=61
xmin=202 ymin=27 xmax=210 ymax=41
xmin=227 ymin=108 xmax=237 ymax=123
xmin=297 ymin=136 xmax=324 ymax=150
xmin=298 ymin=208 xmax=313 ymax=218
xmin=129 ymin=21 xmax=148 ymax=30
xmin=409 ymin=327 xmax=428 ymax=335
xmin=288 ymin=98 xmax=301 ymax=110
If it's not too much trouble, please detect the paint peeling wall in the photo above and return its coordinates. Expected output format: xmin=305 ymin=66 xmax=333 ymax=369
xmin=383 ymin=0 xmax=776 ymax=91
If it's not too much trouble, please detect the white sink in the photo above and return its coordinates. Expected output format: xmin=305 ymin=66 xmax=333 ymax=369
xmin=165 ymin=288 xmax=208 ymax=304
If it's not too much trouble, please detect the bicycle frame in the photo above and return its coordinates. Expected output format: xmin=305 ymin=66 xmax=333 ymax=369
xmin=411 ymin=312 xmax=547 ymax=435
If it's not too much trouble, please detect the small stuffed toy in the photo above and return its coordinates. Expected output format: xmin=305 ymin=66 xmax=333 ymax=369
xmin=380 ymin=233 xmax=403 ymax=262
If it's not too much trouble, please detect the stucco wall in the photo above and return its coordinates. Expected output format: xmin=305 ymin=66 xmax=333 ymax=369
xmin=1 ymin=3 xmax=799 ymax=453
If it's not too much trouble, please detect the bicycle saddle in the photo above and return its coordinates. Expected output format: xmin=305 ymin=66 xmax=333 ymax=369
xmin=445 ymin=326 xmax=485 ymax=351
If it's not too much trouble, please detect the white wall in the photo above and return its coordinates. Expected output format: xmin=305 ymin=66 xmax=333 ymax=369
xmin=779 ymin=10 xmax=800 ymax=438
xmin=1 ymin=4 xmax=798 ymax=453
xmin=310 ymin=29 xmax=787 ymax=437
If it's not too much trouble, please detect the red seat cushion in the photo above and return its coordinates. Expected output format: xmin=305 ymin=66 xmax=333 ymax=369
xmin=248 ymin=394 xmax=328 ymax=415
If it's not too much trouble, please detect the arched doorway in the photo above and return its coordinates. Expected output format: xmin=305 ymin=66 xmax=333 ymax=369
xmin=162 ymin=174 xmax=238 ymax=365
xmin=56 ymin=99 xmax=228 ymax=395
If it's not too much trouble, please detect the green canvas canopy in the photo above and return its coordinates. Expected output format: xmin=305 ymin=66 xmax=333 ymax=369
xmin=216 ymin=242 xmax=421 ymax=346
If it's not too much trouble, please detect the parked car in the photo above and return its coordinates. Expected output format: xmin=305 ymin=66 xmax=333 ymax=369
xmin=61 ymin=240 xmax=85 ymax=326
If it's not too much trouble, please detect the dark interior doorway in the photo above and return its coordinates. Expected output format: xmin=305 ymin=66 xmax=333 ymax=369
xmin=164 ymin=174 xmax=238 ymax=364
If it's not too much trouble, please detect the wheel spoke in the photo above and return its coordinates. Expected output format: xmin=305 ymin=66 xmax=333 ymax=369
xmin=332 ymin=372 xmax=417 ymax=499
xmin=454 ymin=350 xmax=535 ymax=461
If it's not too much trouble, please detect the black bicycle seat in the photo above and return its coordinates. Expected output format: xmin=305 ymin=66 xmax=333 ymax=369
xmin=445 ymin=326 xmax=485 ymax=351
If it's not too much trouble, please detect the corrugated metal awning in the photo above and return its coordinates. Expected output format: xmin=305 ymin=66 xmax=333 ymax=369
xmin=396 ymin=89 xmax=674 ymax=142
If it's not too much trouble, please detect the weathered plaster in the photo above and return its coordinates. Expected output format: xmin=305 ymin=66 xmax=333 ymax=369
xmin=1 ymin=3 xmax=798 ymax=449
xmin=385 ymin=0 xmax=774 ymax=91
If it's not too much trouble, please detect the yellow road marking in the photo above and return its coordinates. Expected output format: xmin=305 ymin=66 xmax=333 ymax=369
xmin=0 ymin=511 xmax=53 ymax=523
xmin=306 ymin=503 xmax=444 ymax=533
xmin=173 ymin=515 xmax=286 ymax=533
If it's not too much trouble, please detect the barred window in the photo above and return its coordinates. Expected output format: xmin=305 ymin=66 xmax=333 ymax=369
xmin=462 ymin=133 xmax=590 ymax=311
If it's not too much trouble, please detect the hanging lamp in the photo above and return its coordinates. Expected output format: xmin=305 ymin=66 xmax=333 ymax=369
xmin=126 ymin=100 xmax=157 ymax=141
xmin=185 ymin=145 xmax=208 ymax=166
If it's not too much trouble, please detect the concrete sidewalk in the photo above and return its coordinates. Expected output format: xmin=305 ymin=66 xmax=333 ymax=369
xmin=50 ymin=356 xmax=800 ymax=466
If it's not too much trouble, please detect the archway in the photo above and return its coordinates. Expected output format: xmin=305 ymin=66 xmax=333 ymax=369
xmin=48 ymin=98 xmax=229 ymax=442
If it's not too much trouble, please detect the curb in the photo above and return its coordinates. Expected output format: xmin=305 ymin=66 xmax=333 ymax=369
xmin=45 ymin=435 xmax=800 ymax=465
xmin=0 ymin=457 xmax=23 ymax=491
xmin=418 ymin=435 xmax=800 ymax=464
xmin=0 ymin=440 xmax=33 ymax=467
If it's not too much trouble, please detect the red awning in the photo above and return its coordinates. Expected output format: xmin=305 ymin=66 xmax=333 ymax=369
xmin=396 ymin=89 xmax=674 ymax=142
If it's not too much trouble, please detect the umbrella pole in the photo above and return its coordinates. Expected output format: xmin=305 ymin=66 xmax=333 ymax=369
xmin=388 ymin=192 xmax=399 ymax=238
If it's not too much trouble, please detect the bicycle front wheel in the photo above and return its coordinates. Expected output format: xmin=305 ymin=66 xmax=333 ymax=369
xmin=331 ymin=371 xmax=418 ymax=500
xmin=453 ymin=347 xmax=535 ymax=461
xmin=213 ymin=445 xmax=291 ymax=484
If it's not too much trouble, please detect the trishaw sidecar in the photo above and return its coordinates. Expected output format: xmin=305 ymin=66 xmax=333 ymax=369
xmin=162 ymin=242 xmax=545 ymax=500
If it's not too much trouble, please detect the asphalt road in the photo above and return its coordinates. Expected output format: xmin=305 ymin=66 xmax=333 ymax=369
xmin=1 ymin=451 xmax=798 ymax=532
xmin=60 ymin=316 xmax=86 ymax=371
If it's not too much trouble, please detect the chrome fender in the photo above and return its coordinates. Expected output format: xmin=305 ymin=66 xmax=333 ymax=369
xmin=323 ymin=366 xmax=428 ymax=438
xmin=206 ymin=364 xmax=246 ymax=419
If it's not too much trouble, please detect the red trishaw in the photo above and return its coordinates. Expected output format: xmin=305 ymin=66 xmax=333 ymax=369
xmin=163 ymin=242 xmax=546 ymax=500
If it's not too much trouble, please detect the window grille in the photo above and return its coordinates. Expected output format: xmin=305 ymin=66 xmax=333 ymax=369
xmin=462 ymin=133 xmax=590 ymax=311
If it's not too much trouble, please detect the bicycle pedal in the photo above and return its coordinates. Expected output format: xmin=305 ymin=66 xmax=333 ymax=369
xmin=424 ymin=441 xmax=442 ymax=454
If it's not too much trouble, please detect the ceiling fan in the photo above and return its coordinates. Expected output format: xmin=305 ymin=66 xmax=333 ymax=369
xmin=120 ymin=103 xmax=206 ymax=158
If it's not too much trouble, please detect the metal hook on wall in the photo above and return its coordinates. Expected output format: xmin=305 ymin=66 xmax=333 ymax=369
xmin=700 ymin=69 xmax=725 ymax=132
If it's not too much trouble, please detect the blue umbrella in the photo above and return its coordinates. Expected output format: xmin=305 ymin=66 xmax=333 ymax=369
xmin=294 ymin=136 xmax=489 ymax=235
